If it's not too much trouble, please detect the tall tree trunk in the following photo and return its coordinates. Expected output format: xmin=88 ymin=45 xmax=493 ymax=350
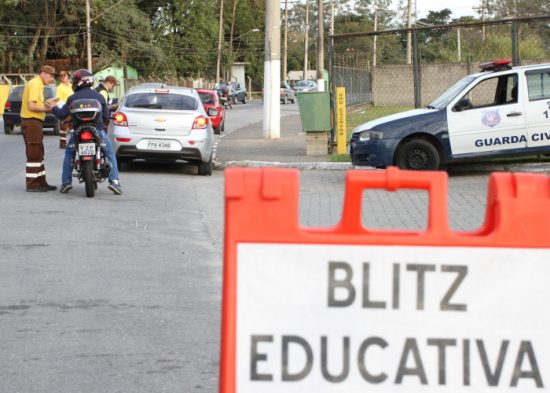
xmin=27 ymin=28 xmax=42 ymax=67
xmin=7 ymin=49 xmax=14 ymax=73
xmin=229 ymin=0 xmax=239 ymax=78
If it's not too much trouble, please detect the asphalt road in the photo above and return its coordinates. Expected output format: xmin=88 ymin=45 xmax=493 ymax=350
xmin=0 ymin=105 xmax=492 ymax=392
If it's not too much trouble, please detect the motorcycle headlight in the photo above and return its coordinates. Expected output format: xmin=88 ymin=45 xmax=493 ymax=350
xmin=358 ymin=130 xmax=384 ymax=142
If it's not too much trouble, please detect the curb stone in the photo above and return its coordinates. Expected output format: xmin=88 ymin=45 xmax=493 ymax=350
xmin=214 ymin=159 xmax=550 ymax=173
xmin=214 ymin=160 xmax=354 ymax=170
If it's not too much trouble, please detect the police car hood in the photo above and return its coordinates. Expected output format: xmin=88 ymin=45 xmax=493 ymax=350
xmin=352 ymin=108 xmax=438 ymax=134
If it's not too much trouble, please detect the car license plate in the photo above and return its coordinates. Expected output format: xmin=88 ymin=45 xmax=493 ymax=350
xmin=78 ymin=143 xmax=96 ymax=156
xmin=146 ymin=140 xmax=172 ymax=150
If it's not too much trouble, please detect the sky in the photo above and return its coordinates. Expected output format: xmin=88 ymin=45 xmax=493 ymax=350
xmin=413 ymin=0 xmax=481 ymax=19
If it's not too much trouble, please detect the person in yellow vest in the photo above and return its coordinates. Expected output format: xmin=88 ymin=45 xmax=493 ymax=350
xmin=55 ymin=70 xmax=73 ymax=149
xmin=20 ymin=65 xmax=58 ymax=192
xmin=95 ymin=75 xmax=119 ymax=111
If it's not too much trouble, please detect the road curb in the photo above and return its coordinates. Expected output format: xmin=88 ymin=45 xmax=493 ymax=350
xmin=214 ymin=160 xmax=550 ymax=173
xmin=214 ymin=160 xmax=353 ymax=170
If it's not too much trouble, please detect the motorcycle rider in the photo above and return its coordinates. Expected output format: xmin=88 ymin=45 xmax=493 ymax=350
xmin=216 ymin=79 xmax=232 ymax=110
xmin=50 ymin=69 xmax=123 ymax=195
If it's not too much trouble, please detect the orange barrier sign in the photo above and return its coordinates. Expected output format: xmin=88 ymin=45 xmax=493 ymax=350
xmin=220 ymin=167 xmax=550 ymax=393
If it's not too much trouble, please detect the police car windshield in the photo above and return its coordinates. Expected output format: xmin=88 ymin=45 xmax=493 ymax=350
xmin=428 ymin=76 xmax=475 ymax=109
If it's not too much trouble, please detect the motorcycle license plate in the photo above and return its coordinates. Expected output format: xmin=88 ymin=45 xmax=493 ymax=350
xmin=78 ymin=143 xmax=96 ymax=156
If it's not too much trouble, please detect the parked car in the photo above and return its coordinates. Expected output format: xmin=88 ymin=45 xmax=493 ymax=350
xmin=108 ymin=84 xmax=214 ymax=175
xmin=3 ymin=85 xmax=60 ymax=135
xmin=350 ymin=59 xmax=550 ymax=170
xmin=293 ymin=80 xmax=317 ymax=92
xmin=196 ymin=88 xmax=225 ymax=135
xmin=230 ymin=81 xmax=247 ymax=104
xmin=280 ymin=82 xmax=296 ymax=104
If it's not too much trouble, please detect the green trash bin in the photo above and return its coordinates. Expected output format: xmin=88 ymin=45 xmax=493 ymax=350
xmin=297 ymin=92 xmax=331 ymax=132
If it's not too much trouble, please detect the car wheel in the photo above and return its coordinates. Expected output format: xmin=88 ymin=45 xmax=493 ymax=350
xmin=290 ymin=96 xmax=295 ymax=104
xmin=241 ymin=95 xmax=246 ymax=104
xmin=53 ymin=122 xmax=60 ymax=136
xmin=197 ymin=154 xmax=213 ymax=176
xmin=396 ymin=139 xmax=441 ymax=170
xmin=4 ymin=123 xmax=14 ymax=135
xmin=221 ymin=120 xmax=225 ymax=132
xmin=214 ymin=126 xmax=221 ymax=135
xmin=116 ymin=157 xmax=125 ymax=172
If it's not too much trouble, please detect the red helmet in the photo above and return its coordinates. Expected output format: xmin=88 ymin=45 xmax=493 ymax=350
xmin=72 ymin=69 xmax=94 ymax=91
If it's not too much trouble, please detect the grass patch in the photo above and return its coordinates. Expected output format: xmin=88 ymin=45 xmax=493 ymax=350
xmin=328 ymin=153 xmax=351 ymax=162
xmin=346 ymin=106 xmax=413 ymax=137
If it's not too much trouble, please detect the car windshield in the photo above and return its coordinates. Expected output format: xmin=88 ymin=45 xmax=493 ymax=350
xmin=296 ymin=80 xmax=308 ymax=87
xmin=44 ymin=86 xmax=55 ymax=100
xmin=8 ymin=86 xmax=24 ymax=100
xmin=198 ymin=92 xmax=214 ymax=104
xmin=8 ymin=86 xmax=55 ymax=101
xmin=125 ymin=93 xmax=198 ymax=110
xmin=428 ymin=76 xmax=476 ymax=109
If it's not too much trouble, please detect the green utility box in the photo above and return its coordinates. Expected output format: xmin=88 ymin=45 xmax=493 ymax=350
xmin=297 ymin=92 xmax=331 ymax=132
xmin=297 ymin=91 xmax=331 ymax=156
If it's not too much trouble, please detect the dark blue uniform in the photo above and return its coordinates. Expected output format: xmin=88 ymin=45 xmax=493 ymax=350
xmin=51 ymin=87 xmax=120 ymax=187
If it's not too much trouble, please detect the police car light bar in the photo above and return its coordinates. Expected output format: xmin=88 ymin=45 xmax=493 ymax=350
xmin=479 ymin=59 xmax=512 ymax=72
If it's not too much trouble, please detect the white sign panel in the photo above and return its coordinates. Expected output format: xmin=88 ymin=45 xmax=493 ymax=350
xmin=236 ymin=243 xmax=550 ymax=392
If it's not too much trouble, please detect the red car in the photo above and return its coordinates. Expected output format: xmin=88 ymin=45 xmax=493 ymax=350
xmin=196 ymin=89 xmax=225 ymax=135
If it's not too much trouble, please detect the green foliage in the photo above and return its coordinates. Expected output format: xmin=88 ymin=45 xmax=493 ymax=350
xmin=1 ymin=0 xmax=549 ymax=82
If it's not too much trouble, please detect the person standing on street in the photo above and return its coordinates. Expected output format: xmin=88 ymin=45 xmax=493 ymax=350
xmin=95 ymin=75 xmax=119 ymax=111
xmin=55 ymin=70 xmax=73 ymax=149
xmin=20 ymin=65 xmax=58 ymax=192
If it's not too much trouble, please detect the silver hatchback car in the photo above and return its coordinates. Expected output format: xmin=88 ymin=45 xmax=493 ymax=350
xmin=108 ymin=84 xmax=214 ymax=175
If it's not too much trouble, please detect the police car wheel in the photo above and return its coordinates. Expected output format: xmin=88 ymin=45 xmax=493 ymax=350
xmin=396 ymin=139 xmax=440 ymax=170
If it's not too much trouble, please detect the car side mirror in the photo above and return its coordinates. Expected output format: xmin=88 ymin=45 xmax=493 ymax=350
xmin=454 ymin=98 xmax=473 ymax=112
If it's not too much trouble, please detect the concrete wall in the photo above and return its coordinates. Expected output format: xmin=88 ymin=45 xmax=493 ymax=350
xmin=373 ymin=63 xmax=473 ymax=107
xmin=231 ymin=64 xmax=246 ymax=84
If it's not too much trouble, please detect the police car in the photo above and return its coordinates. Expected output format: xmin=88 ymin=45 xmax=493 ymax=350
xmin=349 ymin=59 xmax=550 ymax=170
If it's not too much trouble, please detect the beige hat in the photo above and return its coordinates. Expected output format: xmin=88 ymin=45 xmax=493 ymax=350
xmin=39 ymin=65 xmax=58 ymax=77
xmin=104 ymin=75 xmax=119 ymax=86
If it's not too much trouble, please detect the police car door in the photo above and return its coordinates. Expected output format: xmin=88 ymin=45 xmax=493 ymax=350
xmin=524 ymin=68 xmax=550 ymax=149
xmin=447 ymin=72 xmax=527 ymax=156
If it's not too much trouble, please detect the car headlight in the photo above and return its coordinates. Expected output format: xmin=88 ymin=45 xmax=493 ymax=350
xmin=358 ymin=130 xmax=384 ymax=141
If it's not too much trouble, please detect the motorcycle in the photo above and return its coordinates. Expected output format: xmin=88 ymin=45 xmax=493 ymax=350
xmin=217 ymin=86 xmax=232 ymax=110
xmin=69 ymin=99 xmax=111 ymax=197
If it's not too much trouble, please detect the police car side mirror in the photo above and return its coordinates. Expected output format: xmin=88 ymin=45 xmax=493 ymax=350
xmin=454 ymin=98 xmax=473 ymax=112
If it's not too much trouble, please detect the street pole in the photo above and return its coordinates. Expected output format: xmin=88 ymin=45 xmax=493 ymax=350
xmin=86 ymin=0 xmax=92 ymax=71
xmin=85 ymin=0 xmax=127 ymax=72
xmin=316 ymin=0 xmax=324 ymax=91
xmin=263 ymin=0 xmax=281 ymax=139
xmin=216 ymin=0 xmax=225 ymax=84
xmin=406 ymin=0 xmax=412 ymax=65
xmin=283 ymin=0 xmax=288 ymax=82
xmin=373 ymin=4 xmax=377 ymax=67
xmin=303 ymin=0 xmax=309 ymax=80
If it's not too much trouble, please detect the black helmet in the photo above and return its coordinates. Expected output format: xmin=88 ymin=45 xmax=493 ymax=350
xmin=72 ymin=69 xmax=94 ymax=91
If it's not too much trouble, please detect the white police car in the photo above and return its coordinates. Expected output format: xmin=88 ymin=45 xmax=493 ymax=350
xmin=350 ymin=59 xmax=550 ymax=170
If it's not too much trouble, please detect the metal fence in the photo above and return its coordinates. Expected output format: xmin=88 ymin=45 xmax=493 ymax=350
xmin=332 ymin=58 xmax=372 ymax=107
xmin=329 ymin=15 xmax=550 ymax=120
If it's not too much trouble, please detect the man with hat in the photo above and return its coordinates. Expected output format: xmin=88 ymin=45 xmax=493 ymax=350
xmin=95 ymin=75 xmax=119 ymax=111
xmin=20 ymin=64 xmax=58 ymax=192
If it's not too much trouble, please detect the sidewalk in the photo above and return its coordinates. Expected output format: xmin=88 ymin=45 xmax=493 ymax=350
xmin=214 ymin=114 xmax=351 ymax=170
xmin=214 ymin=114 xmax=550 ymax=173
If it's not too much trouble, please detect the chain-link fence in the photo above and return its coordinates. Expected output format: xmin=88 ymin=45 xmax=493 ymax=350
xmin=329 ymin=15 xmax=550 ymax=135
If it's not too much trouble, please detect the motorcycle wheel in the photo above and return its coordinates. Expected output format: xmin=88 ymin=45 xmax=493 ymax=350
xmin=82 ymin=160 xmax=95 ymax=197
